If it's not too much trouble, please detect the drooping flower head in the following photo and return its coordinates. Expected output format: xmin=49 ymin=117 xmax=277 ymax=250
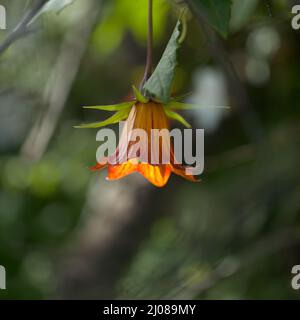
xmin=77 ymin=87 xmax=200 ymax=187
xmin=76 ymin=18 xmax=228 ymax=187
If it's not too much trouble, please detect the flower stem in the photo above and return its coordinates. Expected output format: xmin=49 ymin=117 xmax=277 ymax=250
xmin=140 ymin=0 xmax=153 ymax=90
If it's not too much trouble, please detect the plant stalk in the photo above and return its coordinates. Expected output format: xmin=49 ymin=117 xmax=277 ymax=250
xmin=140 ymin=0 xmax=153 ymax=90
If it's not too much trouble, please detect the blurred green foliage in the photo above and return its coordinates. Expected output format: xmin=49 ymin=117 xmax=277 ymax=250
xmin=0 ymin=0 xmax=300 ymax=300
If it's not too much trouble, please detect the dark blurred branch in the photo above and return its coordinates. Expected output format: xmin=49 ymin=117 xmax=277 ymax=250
xmin=289 ymin=0 xmax=300 ymax=5
xmin=169 ymin=227 xmax=300 ymax=299
xmin=0 ymin=0 xmax=48 ymax=56
xmin=21 ymin=0 xmax=103 ymax=161
xmin=185 ymin=0 xmax=264 ymax=142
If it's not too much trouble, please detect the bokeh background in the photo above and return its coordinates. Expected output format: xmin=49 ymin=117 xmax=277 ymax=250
xmin=0 ymin=0 xmax=300 ymax=299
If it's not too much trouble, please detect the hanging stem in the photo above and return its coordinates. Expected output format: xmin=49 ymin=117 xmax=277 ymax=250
xmin=140 ymin=0 xmax=153 ymax=90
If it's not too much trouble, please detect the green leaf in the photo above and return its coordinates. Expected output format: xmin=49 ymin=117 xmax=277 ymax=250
xmin=74 ymin=109 xmax=130 ymax=129
xmin=143 ymin=20 xmax=182 ymax=104
xmin=166 ymin=101 xmax=230 ymax=110
xmin=164 ymin=108 xmax=191 ymax=128
xmin=230 ymin=0 xmax=258 ymax=32
xmin=193 ymin=0 xmax=232 ymax=38
xmin=132 ymin=85 xmax=148 ymax=103
xmin=83 ymin=101 xmax=135 ymax=111
xmin=30 ymin=0 xmax=76 ymax=24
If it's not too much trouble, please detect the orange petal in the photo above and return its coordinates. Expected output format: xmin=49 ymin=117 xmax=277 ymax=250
xmin=107 ymin=161 xmax=137 ymax=181
xmin=138 ymin=163 xmax=171 ymax=187
xmin=171 ymin=164 xmax=200 ymax=183
xmin=90 ymin=162 xmax=107 ymax=171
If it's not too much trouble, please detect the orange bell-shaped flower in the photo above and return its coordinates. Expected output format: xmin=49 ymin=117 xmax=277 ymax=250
xmin=92 ymin=101 xmax=198 ymax=187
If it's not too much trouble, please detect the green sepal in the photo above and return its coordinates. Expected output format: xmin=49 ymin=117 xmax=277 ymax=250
xmin=165 ymin=101 xmax=230 ymax=110
xmin=74 ymin=109 xmax=130 ymax=129
xmin=83 ymin=101 xmax=135 ymax=112
xmin=132 ymin=85 xmax=149 ymax=103
xmin=164 ymin=107 xmax=192 ymax=128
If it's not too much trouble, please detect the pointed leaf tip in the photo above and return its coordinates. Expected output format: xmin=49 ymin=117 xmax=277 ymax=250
xmin=74 ymin=109 xmax=130 ymax=129
xmin=164 ymin=108 xmax=192 ymax=128
xmin=143 ymin=20 xmax=182 ymax=104
xmin=82 ymin=101 xmax=135 ymax=111
xmin=132 ymin=85 xmax=148 ymax=103
xmin=166 ymin=101 xmax=231 ymax=110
